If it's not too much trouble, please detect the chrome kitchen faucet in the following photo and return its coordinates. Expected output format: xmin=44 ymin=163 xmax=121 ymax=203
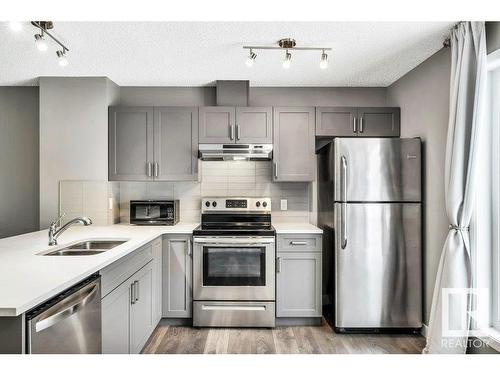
xmin=48 ymin=213 xmax=92 ymax=246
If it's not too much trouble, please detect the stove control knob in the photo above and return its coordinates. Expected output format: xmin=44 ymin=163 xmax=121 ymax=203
xmin=262 ymin=201 xmax=268 ymax=208
xmin=256 ymin=201 xmax=261 ymax=207
xmin=205 ymin=201 xmax=210 ymax=208
xmin=212 ymin=201 xmax=217 ymax=207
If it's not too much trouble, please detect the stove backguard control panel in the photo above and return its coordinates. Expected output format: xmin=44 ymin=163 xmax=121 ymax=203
xmin=202 ymin=197 xmax=271 ymax=213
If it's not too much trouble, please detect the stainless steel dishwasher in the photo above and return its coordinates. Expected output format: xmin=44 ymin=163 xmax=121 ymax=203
xmin=26 ymin=273 xmax=101 ymax=354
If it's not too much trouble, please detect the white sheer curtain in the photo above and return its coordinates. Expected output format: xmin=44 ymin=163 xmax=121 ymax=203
xmin=424 ymin=21 xmax=488 ymax=354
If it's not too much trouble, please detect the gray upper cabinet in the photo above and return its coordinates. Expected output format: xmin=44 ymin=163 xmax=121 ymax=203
xmin=199 ymin=106 xmax=235 ymax=143
xmin=273 ymin=107 xmax=315 ymax=182
xmin=235 ymin=107 xmax=273 ymax=143
xmin=315 ymin=107 xmax=357 ymax=137
xmin=154 ymin=107 xmax=199 ymax=181
xmin=357 ymin=107 xmax=400 ymax=137
xmin=109 ymin=106 xmax=199 ymax=181
xmin=162 ymin=235 xmax=192 ymax=318
xmin=109 ymin=107 xmax=154 ymax=181
xmin=315 ymin=106 xmax=400 ymax=138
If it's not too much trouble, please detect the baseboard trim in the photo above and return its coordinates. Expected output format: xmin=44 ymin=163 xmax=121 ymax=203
xmin=276 ymin=317 xmax=322 ymax=326
xmin=160 ymin=318 xmax=192 ymax=326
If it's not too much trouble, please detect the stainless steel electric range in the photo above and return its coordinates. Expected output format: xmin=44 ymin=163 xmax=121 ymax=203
xmin=192 ymin=197 xmax=276 ymax=327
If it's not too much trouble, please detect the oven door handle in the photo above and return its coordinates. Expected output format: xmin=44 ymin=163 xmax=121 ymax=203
xmin=193 ymin=238 xmax=275 ymax=244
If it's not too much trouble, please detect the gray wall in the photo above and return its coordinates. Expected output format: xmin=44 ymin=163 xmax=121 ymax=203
xmin=387 ymin=48 xmax=451 ymax=325
xmin=486 ymin=21 xmax=500 ymax=54
xmin=39 ymin=77 xmax=120 ymax=229
xmin=0 ymin=87 xmax=39 ymax=238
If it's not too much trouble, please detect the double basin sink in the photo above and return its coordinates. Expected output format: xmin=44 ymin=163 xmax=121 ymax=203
xmin=42 ymin=240 xmax=128 ymax=256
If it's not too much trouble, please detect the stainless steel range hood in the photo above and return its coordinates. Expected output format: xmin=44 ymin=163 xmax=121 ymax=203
xmin=199 ymin=144 xmax=273 ymax=161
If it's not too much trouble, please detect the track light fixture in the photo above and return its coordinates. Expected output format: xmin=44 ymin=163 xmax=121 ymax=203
xmin=30 ymin=21 xmax=70 ymax=66
xmin=243 ymin=38 xmax=331 ymax=70
xmin=245 ymin=49 xmax=257 ymax=67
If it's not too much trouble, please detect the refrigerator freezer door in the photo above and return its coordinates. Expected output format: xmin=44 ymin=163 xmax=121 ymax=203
xmin=334 ymin=202 xmax=422 ymax=328
xmin=334 ymin=138 xmax=421 ymax=202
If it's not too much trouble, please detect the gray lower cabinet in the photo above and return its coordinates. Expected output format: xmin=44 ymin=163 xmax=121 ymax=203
xmin=162 ymin=235 xmax=192 ymax=318
xmin=109 ymin=106 xmax=154 ymax=181
xmin=109 ymin=106 xmax=199 ymax=181
xmin=199 ymin=106 xmax=235 ymax=143
xmin=315 ymin=106 xmax=400 ymax=137
xmin=154 ymin=107 xmax=198 ymax=180
xmin=129 ymin=261 xmax=155 ymax=354
xmin=101 ymin=278 xmax=131 ymax=354
xmin=102 ymin=260 xmax=154 ymax=354
xmin=152 ymin=237 xmax=162 ymax=326
xmin=273 ymin=107 xmax=315 ymax=181
xmin=276 ymin=234 xmax=322 ymax=318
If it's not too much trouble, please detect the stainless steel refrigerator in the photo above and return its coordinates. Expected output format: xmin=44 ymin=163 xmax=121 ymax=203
xmin=317 ymin=138 xmax=422 ymax=332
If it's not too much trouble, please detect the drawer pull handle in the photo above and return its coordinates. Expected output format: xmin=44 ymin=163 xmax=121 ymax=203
xmin=290 ymin=241 xmax=308 ymax=245
xmin=201 ymin=305 xmax=266 ymax=311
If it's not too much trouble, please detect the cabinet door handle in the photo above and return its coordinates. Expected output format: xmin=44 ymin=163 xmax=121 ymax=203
xmin=154 ymin=162 xmax=159 ymax=177
xmin=359 ymin=117 xmax=364 ymax=133
xmin=353 ymin=117 xmax=357 ymax=133
xmin=273 ymin=162 xmax=278 ymax=179
xmin=290 ymin=241 xmax=308 ymax=246
xmin=134 ymin=280 xmax=139 ymax=302
xmin=229 ymin=124 xmax=234 ymax=140
xmin=146 ymin=162 xmax=152 ymax=177
xmin=187 ymin=239 xmax=192 ymax=257
xmin=131 ymin=282 xmax=135 ymax=304
xmin=276 ymin=257 xmax=282 ymax=273
xmin=236 ymin=124 xmax=240 ymax=141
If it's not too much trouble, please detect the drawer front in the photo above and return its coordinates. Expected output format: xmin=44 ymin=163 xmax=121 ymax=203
xmin=193 ymin=301 xmax=275 ymax=328
xmin=277 ymin=234 xmax=322 ymax=252
xmin=101 ymin=242 xmax=154 ymax=297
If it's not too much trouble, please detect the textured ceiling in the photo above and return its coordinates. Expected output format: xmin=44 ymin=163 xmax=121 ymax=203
xmin=0 ymin=22 xmax=453 ymax=87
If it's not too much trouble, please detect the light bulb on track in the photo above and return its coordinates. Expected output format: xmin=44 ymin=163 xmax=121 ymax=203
xmin=34 ymin=33 xmax=48 ymax=51
xmin=245 ymin=50 xmax=257 ymax=67
xmin=57 ymin=50 xmax=68 ymax=66
xmin=320 ymin=51 xmax=328 ymax=69
xmin=282 ymin=50 xmax=291 ymax=69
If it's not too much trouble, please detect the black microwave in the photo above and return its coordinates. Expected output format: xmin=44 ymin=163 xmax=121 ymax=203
xmin=130 ymin=200 xmax=179 ymax=225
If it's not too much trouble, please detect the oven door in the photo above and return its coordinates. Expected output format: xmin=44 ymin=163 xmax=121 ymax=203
xmin=193 ymin=237 xmax=275 ymax=301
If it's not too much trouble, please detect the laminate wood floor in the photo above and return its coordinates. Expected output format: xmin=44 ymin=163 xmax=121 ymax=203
xmin=142 ymin=321 xmax=425 ymax=354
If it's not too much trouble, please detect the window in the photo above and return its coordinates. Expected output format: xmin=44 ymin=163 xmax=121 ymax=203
xmin=491 ymin=51 xmax=500 ymax=332
xmin=474 ymin=49 xmax=500 ymax=337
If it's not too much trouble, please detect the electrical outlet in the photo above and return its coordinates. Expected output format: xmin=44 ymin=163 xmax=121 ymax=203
xmin=280 ymin=199 xmax=288 ymax=211
xmin=108 ymin=197 xmax=114 ymax=210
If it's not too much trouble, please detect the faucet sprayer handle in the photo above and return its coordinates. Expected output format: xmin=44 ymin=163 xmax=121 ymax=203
xmin=50 ymin=213 xmax=66 ymax=228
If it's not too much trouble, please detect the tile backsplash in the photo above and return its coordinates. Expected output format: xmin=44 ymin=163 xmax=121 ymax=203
xmin=59 ymin=161 xmax=312 ymax=225
xmin=59 ymin=181 xmax=120 ymax=226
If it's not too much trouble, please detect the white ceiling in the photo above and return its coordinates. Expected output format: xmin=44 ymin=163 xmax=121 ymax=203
xmin=0 ymin=22 xmax=453 ymax=87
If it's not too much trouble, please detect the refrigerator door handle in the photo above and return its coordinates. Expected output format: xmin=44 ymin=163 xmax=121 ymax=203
xmin=341 ymin=156 xmax=348 ymax=249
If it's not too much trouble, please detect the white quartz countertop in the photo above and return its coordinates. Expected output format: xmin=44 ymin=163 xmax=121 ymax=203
xmin=272 ymin=223 xmax=323 ymax=234
xmin=0 ymin=223 xmax=198 ymax=317
xmin=0 ymin=221 xmax=322 ymax=317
